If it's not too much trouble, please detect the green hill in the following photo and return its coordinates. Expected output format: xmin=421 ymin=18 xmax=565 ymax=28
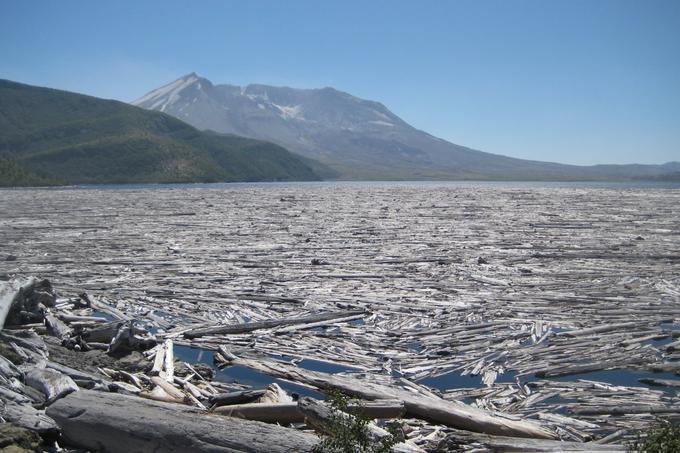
xmin=0 ymin=79 xmax=322 ymax=186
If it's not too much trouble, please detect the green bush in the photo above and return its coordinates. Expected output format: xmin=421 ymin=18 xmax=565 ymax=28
xmin=313 ymin=389 xmax=400 ymax=453
xmin=628 ymin=418 xmax=680 ymax=453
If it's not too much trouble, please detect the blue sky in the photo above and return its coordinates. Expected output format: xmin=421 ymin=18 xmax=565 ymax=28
xmin=1 ymin=0 xmax=678 ymax=165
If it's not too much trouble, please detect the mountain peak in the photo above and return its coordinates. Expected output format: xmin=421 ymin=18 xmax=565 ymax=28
xmin=132 ymin=72 xmax=208 ymax=112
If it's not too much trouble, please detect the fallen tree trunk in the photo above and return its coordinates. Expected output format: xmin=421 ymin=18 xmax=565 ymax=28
xmin=298 ymin=397 xmax=422 ymax=453
xmin=437 ymin=429 xmax=625 ymax=452
xmin=0 ymin=278 xmax=37 ymax=329
xmin=46 ymin=389 xmax=319 ymax=453
xmin=210 ymin=389 xmax=267 ymax=407
xmin=24 ymin=367 xmax=79 ymax=404
xmin=184 ymin=309 xmax=368 ymax=339
xmin=218 ymin=352 xmax=555 ymax=439
xmin=571 ymin=405 xmax=680 ymax=416
xmin=212 ymin=399 xmax=405 ymax=423
xmin=0 ymin=399 xmax=59 ymax=434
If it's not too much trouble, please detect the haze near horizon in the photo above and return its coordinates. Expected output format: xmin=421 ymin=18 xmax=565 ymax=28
xmin=1 ymin=0 xmax=679 ymax=166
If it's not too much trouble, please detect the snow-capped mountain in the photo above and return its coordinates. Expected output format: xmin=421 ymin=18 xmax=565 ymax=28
xmin=133 ymin=74 xmax=680 ymax=180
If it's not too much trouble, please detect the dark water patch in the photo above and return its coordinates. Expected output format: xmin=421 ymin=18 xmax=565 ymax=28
xmin=174 ymin=345 xmax=323 ymax=399
xmin=405 ymin=341 xmax=425 ymax=353
xmin=91 ymin=310 xmax=116 ymax=322
xmin=218 ymin=365 xmax=324 ymax=399
xmin=547 ymin=369 xmax=680 ymax=394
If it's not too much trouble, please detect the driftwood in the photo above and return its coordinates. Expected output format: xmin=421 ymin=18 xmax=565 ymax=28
xmin=24 ymin=367 xmax=79 ymax=404
xmin=0 ymin=399 xmax=59 ymax=434
xmin=638 ymin=378 xmax=680 ymax=388
xmin=44 ymin=313 xmax=72 ymax=339
xmin=184 ymin=309 xmax=368 ymax=339
xmin=212 ymin=398 xmax=406 ymax=423
xmin=298 ymin=396 xmax=422 ymax=453
xmin=438 ymin=429 xmax=626 ymax=452
xmin=210 ymin=389 xmax=267 ymax=407
xmin=46 ymin=389 xmax=319 ymax=453
xmin=219 ymin=352 xmax=555 ymax=439
xmin=0 ymin=278 xmax=38 ymax=328
xmin=3 ymin=184 xmax=680 ymax=449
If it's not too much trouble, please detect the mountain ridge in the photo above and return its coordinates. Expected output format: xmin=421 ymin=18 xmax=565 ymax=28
xmin=133 ymin=73 xmax=679 ymax=181
xmin=0 ymin=79 xmax=322 ymax=186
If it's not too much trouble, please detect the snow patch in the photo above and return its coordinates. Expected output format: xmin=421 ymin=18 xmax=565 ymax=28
xmin=369 ymin=120 xmax=394 ymax=127
xmin=273 ymin=103 xmax=303 ymax=121
xmin=133 ymin=74 xmax=200 ymax=111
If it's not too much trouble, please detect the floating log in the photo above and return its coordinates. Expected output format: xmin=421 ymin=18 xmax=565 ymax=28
xmin=184 ymin=309 xmax=368 ymax=339
xmin=210 ymin=389 xmax=267 ymax=407
xmin=437 ymin=429 xmax=625 ymax=452
xmin=219 ymin=353 xmax=555 ymax=439
xmin=46 ymin=389 xmax=319 ymax=453
xmin=212 ymin=398 xmax=405 ymax=423
xmin=571 ymin=405 xmax=680 ymax=416
xmin=638 ymin=378 xmax=680 ymax=388
xmin=298 ymin=396 xmax=422 ymax=453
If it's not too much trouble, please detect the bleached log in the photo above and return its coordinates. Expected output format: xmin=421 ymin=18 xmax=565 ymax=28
xmin=24 ymin=367 xmax=78 ymax=404
xmin=257 ymin=383 xmax=293 ymax=403
xmin=219 ymin=354 xmax=555 ymax=439
xmin=273 ymin=313 xmax=367 ymax=334
xmin=46 ymin=389 xmax=319 ymax=452
xmin=163 ymin=339 xmax=174 ymax=382
xmin=0 ymin=399 xmax=59 ymax=434
xmin=44 ymin=313 xmax=72 ymax=339
xmin=151 ymin=346 xmax=165 ymax=375
xmin=0 ymin=278 xmax=37 ymax=329
xmin=210 ymin=389 xmax=267 ymax=407
xmin=82 ymin=320 xmax=125 ymax=343
xmin=213 ymin=402 xmax=302 ymax=424
xmin=438 ymin=429 xmax=625 ymax=452
xmin=212 ymin=399 xmax=406 ymax=424
xmin=298 ymin=397 xmax=422 ymax=453
xmin=140 ymin=385 xmax=182 ymax=404
xmin=572 ymin=405 xmax=680 ymax=416
xmin=184 ymin=309 xmax=368 ymax=339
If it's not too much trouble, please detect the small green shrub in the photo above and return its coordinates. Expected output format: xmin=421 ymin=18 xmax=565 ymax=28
xmin=312 ymin=389 xmax=400 ymax=453
xmin=628 ymin=418 xmax=680 ymax=453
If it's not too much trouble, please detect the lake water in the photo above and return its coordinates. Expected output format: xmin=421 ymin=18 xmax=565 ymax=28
xmin=3 ymin=179 xmax=680 ymax=191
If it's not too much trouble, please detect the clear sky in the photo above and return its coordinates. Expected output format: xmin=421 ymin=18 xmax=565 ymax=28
xmin=1 ymin=0 xmax=678 ymax=165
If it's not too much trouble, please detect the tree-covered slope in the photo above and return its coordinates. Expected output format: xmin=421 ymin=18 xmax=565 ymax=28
xmin=0 ymin=79 xmax=321 ymax=186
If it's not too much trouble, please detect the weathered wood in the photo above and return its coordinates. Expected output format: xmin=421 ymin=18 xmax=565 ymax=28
xmin=571 ymin=405 xmax=680 ymax=416
xmin=0 ymin=278 xmax=37 ymax=328
xmin=438 ymin=429 xmax=626 ymax=452
xmin=184 ymin=309 xmax=368 ymax=338
xmin=46 ymin=389 xmax=319 ymax=453
xmin=220 ymin=354 xmax=556 ymax=439
xmin=0 ymin=399 xmax=59 ymax=434
xmin=3 ymin=184 xmax=680 ymax=447
xmin=81 ymin=320 xmax=125 ymax=343
xmin=212 ymin=398 xmax=406 ymax=423
xmin=298 ymin=397 xmax=423 ymax=453
xmin=210 ymin=389 xmax=267 ymax=407
xmin=44 ymin=313 xmax=72 ymax=339
xmin=638 ymin=378 xmax=680 ymax=388
xmin=24 ymin=367 xmax=79 ymax=404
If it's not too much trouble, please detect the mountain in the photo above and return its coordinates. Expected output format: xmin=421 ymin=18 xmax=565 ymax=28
xmin=0 ymin=79 xmax=321 ymax=186
xmin=134 ymin=73 xmax=679 ymax=181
